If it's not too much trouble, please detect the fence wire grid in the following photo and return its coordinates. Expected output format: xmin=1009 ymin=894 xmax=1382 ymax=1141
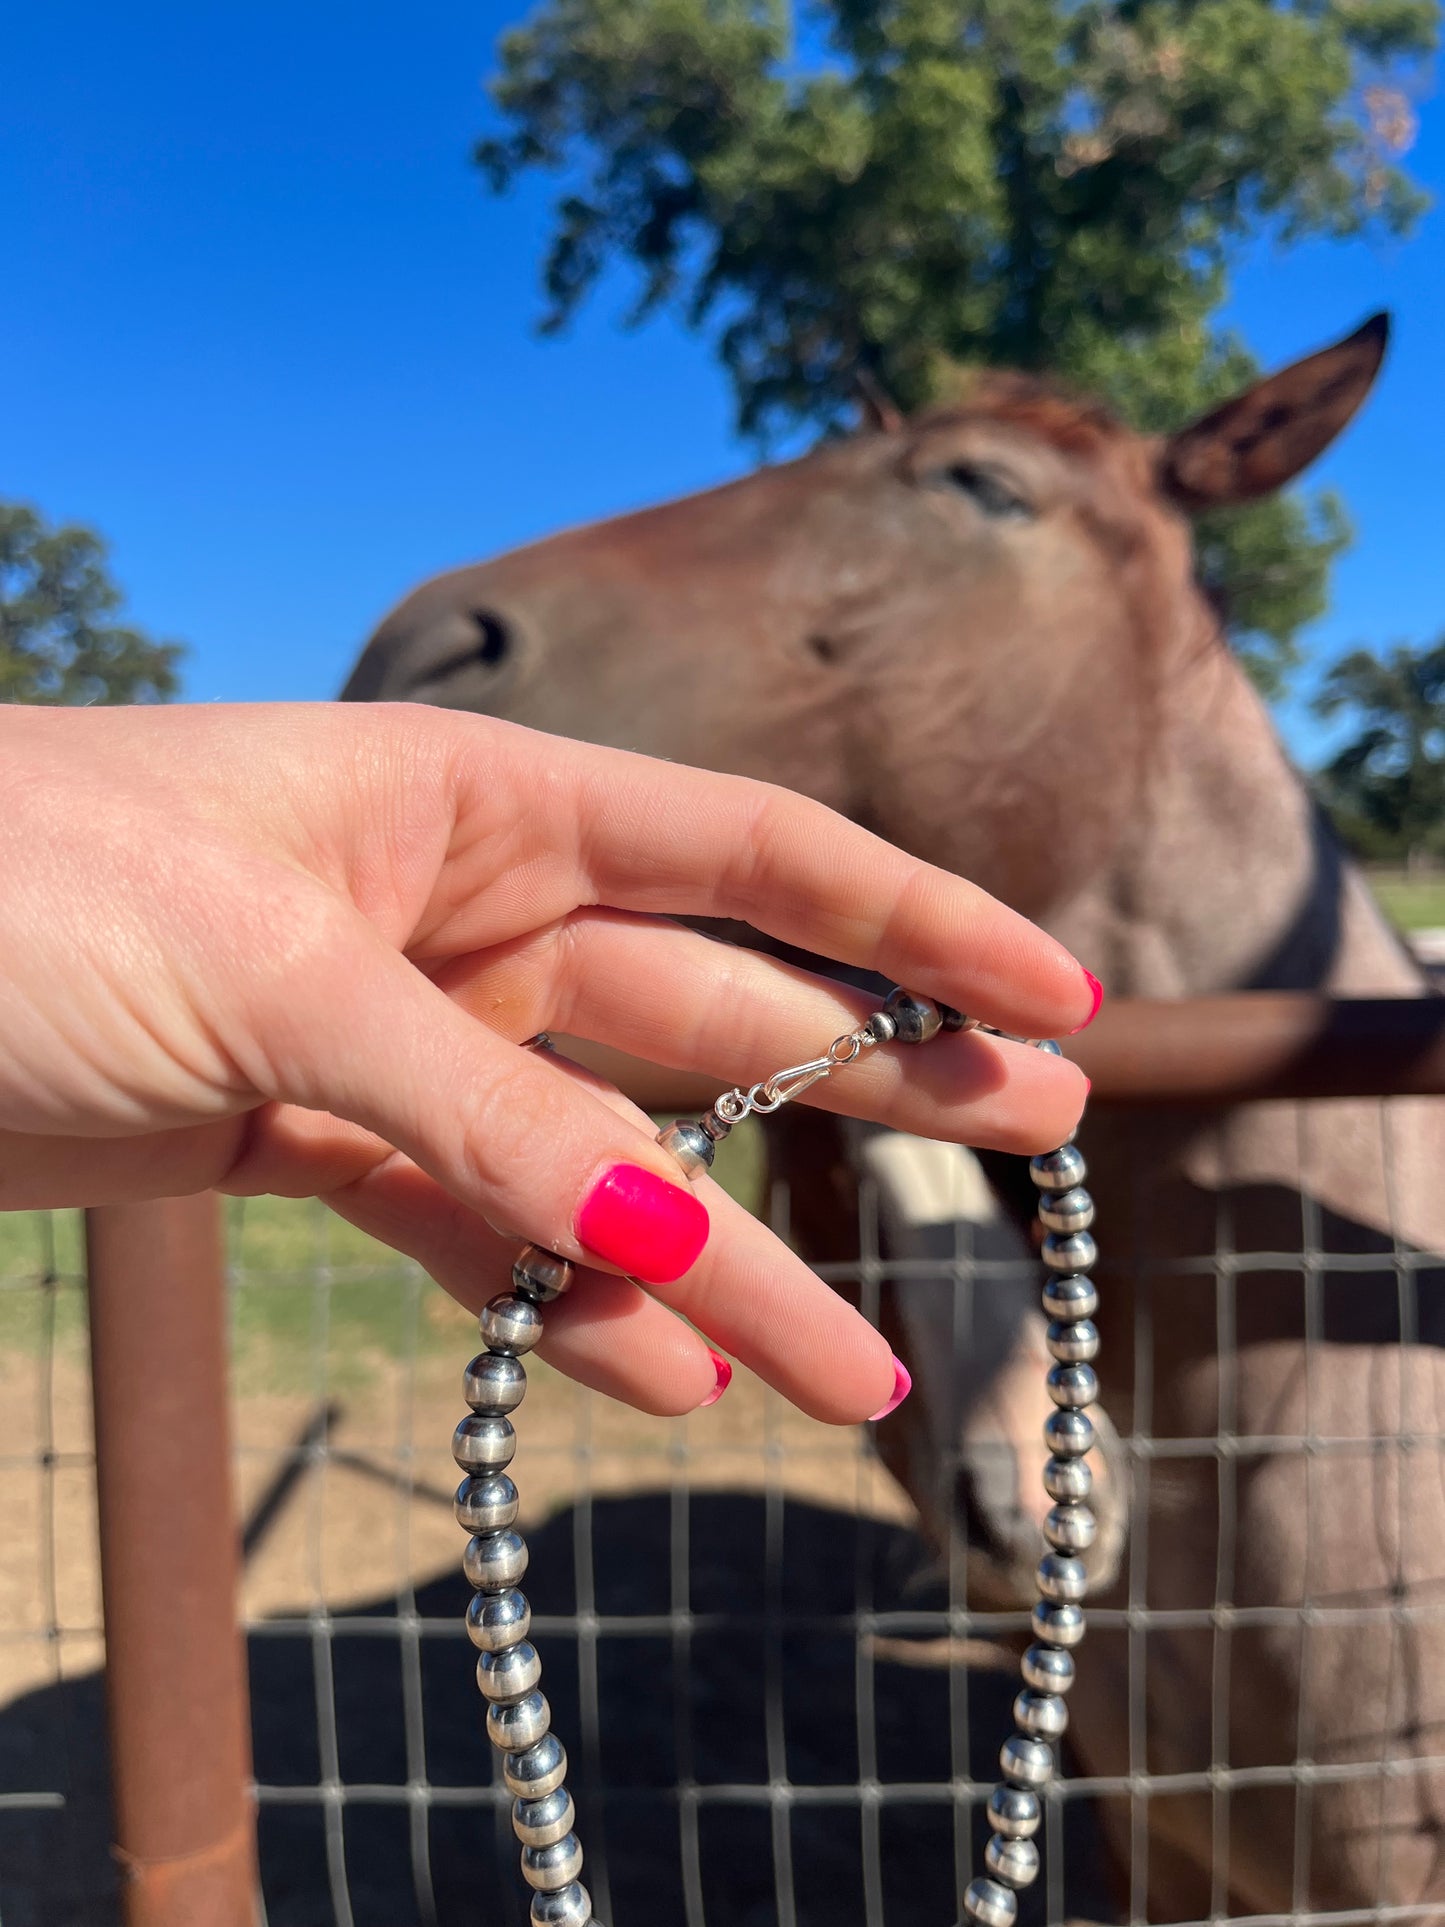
xmin=0 ymin=1097 xmax=1442 ymax=1927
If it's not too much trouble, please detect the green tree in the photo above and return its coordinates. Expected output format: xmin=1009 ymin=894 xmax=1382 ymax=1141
xmin=1314 ymin=640 xmax=1445 ymax=864
xmin=0 ymin=504 xmax=183 ymax=705
xmin=478 ymin=0 xmax=1433 ymax=689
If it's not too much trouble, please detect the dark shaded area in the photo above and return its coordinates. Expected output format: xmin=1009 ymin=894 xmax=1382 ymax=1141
xmin=0 ymin=1493 xmax=1115 ymax=1926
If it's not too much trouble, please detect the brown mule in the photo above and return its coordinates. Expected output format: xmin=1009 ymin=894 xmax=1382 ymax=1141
xmin=346 ymin=317 xmax=1445 ymax=1919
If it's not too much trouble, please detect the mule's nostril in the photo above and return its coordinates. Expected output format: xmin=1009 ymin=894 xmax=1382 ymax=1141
xmin=807 ymin=633 xmax=840 ymax=664
xmin=472 ymin=611 xmax=513 ymax=667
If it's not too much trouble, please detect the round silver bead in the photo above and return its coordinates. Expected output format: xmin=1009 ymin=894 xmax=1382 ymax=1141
xmin=1046 ymin=1318 xmax=1099 ymax=1362
xmin=487 ymin=1689 xmax=551 ymax=1753
xmin=1030 ymin=1144 xmax=1087 ymax=1191
xmin=478 ymin=1640 xmax=542 ymax=1704
xmin=1046 ymin=1363 xmax=1098 ymax=1409
xmin=1014 ymin=1688 xmax=1068 ymax=1739
xmin=656 ymin=1119 xmax=715 ymax=1177
xmin=984 ymin=1834 xmax=1041 ymax=1890
xmin=454 ymin=1472 xmax=520 ymax=1533
xmin=480 ymin=1293 xmax=545 ymax=1356
xmin=529 ymin=1883 xmax=592 ymax=1927
xmin=1043 ymin=1408 xmax=1095 ymax=1458
xmin=1021 ymin=1643 xmax=1076 ymax=1694
xmin=1038 ymin=1186 xmax=1095 ymax=1234
xmin=986 ymin=1785 xmax=1040 ymax=1839
xmin=505 ymin=1733 xmax=568 ymax=1800
xmin=1042 ymin=1454 xmax=1092 ymax=1502
xmin=1041 ymin=1273 xmax=1097 ymax=1320
xmin=885 ymin=988 xmax=942 ymax=1043
xmin=464 ymin=1528 xmax=529 ymax=1592
xmin=514 ymin=1786 xmax=577 ymax=1849
xmin=865 ymin=1009 xmax=898 ymax=1044
xmin=522 ymin=1834 xmax=584 ymax=1892
xmin=1032 ymin=1600 xmax=1086 ymax=1648
xmin=464 ymin=1351 xmax=528 ymax=1415
xmin=962 ymin=1874 xmax=1018 ymax=1927
xmin=453 ymin=1413 xmax=517 ymax=1473
xmin=1000 ymin=1733 xmax=1054 ymax=1788
xmin=700 ymin=1108 xmax=732 ymax=1142
xmin=1037 ymin=1552 xmax=1088 ymax=1603
xmin=466 ymin=1587 xmax=531 ymax=1653
xmin=1044 ymin=1501 xmax=1097 ymax=1552
xmin=1042 ymin=1230 xmax=1097 ymax=1273
xmin=513 ymin=1245 xmax=575 ymax=1306
xmin=939 ymin=1003 xmax=971 ymax=1032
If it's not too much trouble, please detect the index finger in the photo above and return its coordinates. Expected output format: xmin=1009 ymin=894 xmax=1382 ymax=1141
xmin=495 ymin=729 xmax=1100 ymax=1040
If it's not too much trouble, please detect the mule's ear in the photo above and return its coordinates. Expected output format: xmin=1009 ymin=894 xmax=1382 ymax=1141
xmin=854 ymin=366 xmax=905 ymax=434
xmin=1161 ymin=313 xmax=1389 ymax=512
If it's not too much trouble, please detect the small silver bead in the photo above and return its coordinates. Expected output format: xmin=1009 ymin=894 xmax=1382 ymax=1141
xmin=1042 ymin=1230 xmax=1097 ymax=1273
xmin=452 ymin=1413 xmax=517 ymax=1472
xmin=986 ymin=1785 xmax=1041 ymax=1838
xmin=984 ymin=1834 xmax=1041 ymax=1890
xmin=1014 ymin=1688 xmax=1068 ymax=1739
xmin=939 ymin=1004 xmax=972 ymax=1032
xmin=478 ymin=1640 xmax=542 ymax=1704
xmin=700 ymin=1109 xmax=732 ymax=1142
xmin=522 ymin=1834 xmax=584 ymax=1892
xmin=513 ymin=1245 xmax=575 ymax=1305
xmin=1031 ymin=1600 xmax=1086 ymax=1648
xmin=514 ymin=1786 xmax=577 ymax=1849
xmin=464 ymin=1350 xmax=528 ymax=1415
xmin=1046 ymin=1318 xmax=1099 ymax=1362
xmin=1044 ymin=1502 xmax=1097 ymax=1552
xmin=962 ymin=1874 xmax=1018 ymax=1926
xmin=865 ymin=1009 xmax=898 ymax=1044
xmin=480 ymin=1293 xmax=545 ymax=1356
xmin=1021 ymin=1643 xmax=1076 ymax=1694
xmin=1000 ymin=1733 xmax=1054 ymax=1788
xmin=1041 ymin=1273 xmax=1097 ymax=1320
xmin=505 ymin=1733 xmax=568 ymax=1800
xmin=1043 ymin=1408 xmax=1095 ymax=1457
xmin=529 ymin=1883 xmax=592 ymax=1927
xmin=1030 ymin=1144 xmax=1087 ymax=1191
xmin=656 ymin=1119 xmax=715 ymax=1176
xmin=464 ymin=1528 xmax=529 ymax=1592
xmin=1042 ymin=1455 xmax=1092 ymax=1502
xmin=487 ymin=1689 xmax=551 ymax=1753
xmin=885 ymin=988 xmax=942 ymax=1042
xmin=466 ymin=1587 xmax=531 ymax=1653
xmin=1046 ymin=1362 xmax=1098 ymax=1409
xmin=454 ymin=1472 xmax=520 ymax=1533
xmin=1037 ymin=1552 xmax=1088 ymax=1603
xmin=1038 ymin=1186 xmax=1094 ymax=1234
xmin=1034 ymin=1038 xmax=1064 ymax=1057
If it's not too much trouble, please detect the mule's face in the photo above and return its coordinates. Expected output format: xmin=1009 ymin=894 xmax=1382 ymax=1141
xmin=346 ymin=394 xmax=1193 ymax=915
xmin=344 ymin=317 xmax=1385 ymax=919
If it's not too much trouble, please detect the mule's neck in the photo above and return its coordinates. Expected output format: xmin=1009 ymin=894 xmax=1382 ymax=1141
xmin=1054 ymin=641 xmax=1423 ymax=1000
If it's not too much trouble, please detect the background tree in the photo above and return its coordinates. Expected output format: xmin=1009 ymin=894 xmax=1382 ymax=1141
xmin=1314 ymin=640 xmax=1445 ymax=866
xmin=479 ymin=0 xmax=1434 ymax=693
xmin=0 ymin=503 xmax=183 ymax=705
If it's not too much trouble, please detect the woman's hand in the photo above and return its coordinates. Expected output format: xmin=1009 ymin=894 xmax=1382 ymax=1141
xmin=0 ymin=702 xmax=1095 ymax=1422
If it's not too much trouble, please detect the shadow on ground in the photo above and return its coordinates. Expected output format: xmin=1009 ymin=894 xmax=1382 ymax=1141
xmin=0 ymin=1492 xmax=1114 ymax=1927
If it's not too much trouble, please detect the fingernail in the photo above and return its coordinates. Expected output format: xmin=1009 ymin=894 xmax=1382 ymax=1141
xmin=1069 ymin=970 xmax=1104 ymax=1034
xmin=868 ymin=1356 xmax=912 ymax=1422
xmin=698 ymin=1349 xmax=733 ymax=1408
xmin=576 ymin=1163 xmax=710 ymax=1285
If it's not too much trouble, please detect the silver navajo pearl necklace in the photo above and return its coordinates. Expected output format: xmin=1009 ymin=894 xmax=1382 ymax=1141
xmin=450 ymin=988 xmax=1099 ymax=1927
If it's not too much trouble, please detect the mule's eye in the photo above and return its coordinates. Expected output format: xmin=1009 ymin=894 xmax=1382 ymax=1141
xmin=937 ymin=461 xmax=1034 ymax=520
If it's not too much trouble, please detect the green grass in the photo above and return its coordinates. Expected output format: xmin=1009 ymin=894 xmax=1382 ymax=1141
xmin=0 ymin=1116 xmax=768 ymax=1390
xmin=1365 ymin=869 xmax=1445 ymax=932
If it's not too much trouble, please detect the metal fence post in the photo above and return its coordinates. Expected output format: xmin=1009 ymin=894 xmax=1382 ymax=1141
xmin=86 ymin=1194 xmax=259 ymax=1927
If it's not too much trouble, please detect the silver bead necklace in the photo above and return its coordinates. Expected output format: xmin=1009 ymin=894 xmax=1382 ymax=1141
xmin=451 ymin=989 xmax=1099 ymax=1927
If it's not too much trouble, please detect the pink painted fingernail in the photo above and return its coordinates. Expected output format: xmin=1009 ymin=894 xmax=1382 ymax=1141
xmin=1069 ymin=970 xmax=1104 ymax=1034
xmin=576 ymin=1163 xmax=710 ymax=1285
xmin=698 ymin=1350 xmax=733 ymax=1408
xmin=868 ymin=1357 xmax=912 ymax=1422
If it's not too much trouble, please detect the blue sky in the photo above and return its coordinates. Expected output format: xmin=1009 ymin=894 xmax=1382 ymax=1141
xmin=3 ymin=2 xmax=1441 ymax=765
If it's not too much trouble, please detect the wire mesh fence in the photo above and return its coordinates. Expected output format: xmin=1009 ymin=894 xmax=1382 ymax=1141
xmin=1 ymin=1090 xmax=1443 ymax=1926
